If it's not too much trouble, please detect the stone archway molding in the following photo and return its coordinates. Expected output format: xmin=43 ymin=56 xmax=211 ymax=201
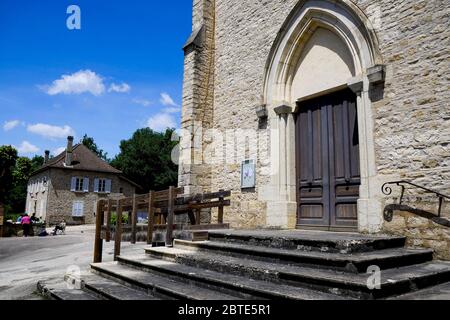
xmin=260 ymin=0 xmax=386 ymax=233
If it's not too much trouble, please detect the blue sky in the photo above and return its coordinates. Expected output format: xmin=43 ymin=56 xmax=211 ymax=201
xmin=0 ymin=0 xmax=192 ymax=158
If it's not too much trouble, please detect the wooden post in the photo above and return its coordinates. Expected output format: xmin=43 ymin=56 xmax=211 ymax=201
xmin=218 ymin=189 xmax=225 ymax=224
xmin=131 ymin=194 xmax=137 ymax=244
xmin=147 ymin=191 xmax=155 ymax=245
xmin=165 ymin=186 xmax=175 ymax=247
xmin=105 ymin=199 xmax=112 ymax=242
xmin=93 ymin=200 xmax=104 ymax=263
xmin=195 ymin=209 xmax=201 ymax=226
xmin=114 ymin=199 xmax=123 ymax=261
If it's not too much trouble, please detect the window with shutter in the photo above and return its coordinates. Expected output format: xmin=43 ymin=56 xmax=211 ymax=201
xmin=71 ymin=177 xmax=77 ymax=191
xmin=72 ymin=201 xmax=84 ymax=217
xmin=83 ymin=178 xmax=89 ymax=192
xmin=105 ymin=179 xmax=112 ymax=193
xmin=94 ymin=179 xmax=99 ymax=193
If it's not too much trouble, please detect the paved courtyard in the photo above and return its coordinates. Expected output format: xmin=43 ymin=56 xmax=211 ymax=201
xmin=0 ymin=225 xmax=147 ymax=300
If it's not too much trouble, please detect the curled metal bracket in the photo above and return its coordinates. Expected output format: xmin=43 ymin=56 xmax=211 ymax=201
xmin=382 ymin=180 xmax=450 ymax=218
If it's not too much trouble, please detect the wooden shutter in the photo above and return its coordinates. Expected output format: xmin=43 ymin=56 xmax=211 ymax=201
xmin=78 ymin=201 xmax=84 ymax=216
xmin=105 ymin=179 xmax=112 ymax=194
xmin=70 ymin=177 xmax=77 ymax=191
xmin=72 ymin=201 xmax=78 ymax=216
xmin=94 ymin=179 xmax=99 ymax=193
xmin=72 ymin=201 xmax=85 ymax=217
xmin=83 ymin=178 xmax=89 ymax=193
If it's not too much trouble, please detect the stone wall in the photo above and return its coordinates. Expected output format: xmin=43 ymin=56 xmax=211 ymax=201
xmin=46 ymin=169 xmax=135 ymax=225
xmin=383 ymin=210 xmax=450 ymax=260
xmin=180 ymin=0 xmax=450 ymax=234
xmin=25 ymin=171 xmax=50 ymax=221
xmin=178 ymin=0 xmax=216 ymax=196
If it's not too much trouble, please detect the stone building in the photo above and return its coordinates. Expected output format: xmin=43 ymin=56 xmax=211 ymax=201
xmin=26 ymin=136 xmax=138 ymax=225
xmin=178 ymin=0 xmax=450 ymax=258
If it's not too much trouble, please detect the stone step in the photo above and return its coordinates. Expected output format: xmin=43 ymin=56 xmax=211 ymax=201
xmin=37 ymin=280 xmax=102 ymax=301
xmin=90 ymin=261 xmax=242 ymax=300
xmin=145 ymin=246 xmax=450 ymax=299
xmin=173 ymin=239 xmax=433 ymax=273
xmin=81 ymin=274 xmax=159 ymax=300
xmin=389 ymin=281 xmax=450 ymax=300
xmin=208 ymin=230 xmax=406 ymax=253
xmin=116 ymin=254 xmax=351 ymax=300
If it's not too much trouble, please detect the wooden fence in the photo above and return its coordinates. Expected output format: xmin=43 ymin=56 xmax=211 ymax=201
xmin=93 ymin=187 xmax=231 ymax=263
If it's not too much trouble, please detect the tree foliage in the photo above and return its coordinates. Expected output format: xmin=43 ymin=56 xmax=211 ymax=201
xmin=111 ymin=128 xmax=178 ymax=192
xmin=0 ymin=146 xmax=44 ymax=213
xmin=0 ymin=145 xmax=18 ymax=204
xmin=81 ymin=134 xmax=109 ymax=162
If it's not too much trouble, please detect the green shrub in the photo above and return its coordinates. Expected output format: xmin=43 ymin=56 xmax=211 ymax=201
xmin=110 ymin=212 xmax=129 ymax=225
xmin=5 ymin=213 xmax=21 ymax=222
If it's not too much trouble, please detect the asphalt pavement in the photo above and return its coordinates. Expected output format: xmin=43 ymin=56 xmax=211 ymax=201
xmin=0 ymin=225 xmax=147 ymax=300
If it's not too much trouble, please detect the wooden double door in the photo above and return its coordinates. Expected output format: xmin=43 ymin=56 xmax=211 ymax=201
xmin=295 ymin=88 xmax=360 ymax=230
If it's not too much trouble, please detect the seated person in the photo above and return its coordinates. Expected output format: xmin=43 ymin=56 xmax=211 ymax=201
xmin=30 ymin=213 xmax=40 ymax=224
xmin=52 ymin=220 xmax=66 ymax=235
xmin=38 ymin=227 xmax=49 ymax=237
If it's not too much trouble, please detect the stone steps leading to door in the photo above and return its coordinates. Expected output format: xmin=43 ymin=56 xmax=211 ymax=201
xmin=37 ymin=229 xmax=450 ymax=300
xmin=207 ymin=229 xmax=407 ymax=253
xmin=90 ymin=261 xmax=243 ymax=300
xmin=172 ymin=239 xmax=434 ymax=273
xmin=114 ymin=254 xmax=349 ymax=300
xmin=145 ymin=245 xmax=450 ymax=299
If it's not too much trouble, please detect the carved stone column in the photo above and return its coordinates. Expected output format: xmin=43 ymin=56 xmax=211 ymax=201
xmin=348 ymin=69 xmax=385 ymax=233
xmin=265 ymin=104 xmax=297 ymax=228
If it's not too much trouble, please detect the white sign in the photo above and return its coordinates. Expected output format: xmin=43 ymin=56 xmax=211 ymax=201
xmin=241 ymin=160 xmax=256 ymax=189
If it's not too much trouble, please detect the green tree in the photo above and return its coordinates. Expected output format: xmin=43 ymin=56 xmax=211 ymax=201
xmin=0 ymin=147 xmax=45 ymax=213
xmin=111 ymin=128 xmax=178 ymax=192
xmin=8 ymin=157 xmax=33 ymax=213
xmin=0 ymin=146 xmax=18 ymax=205
xmin=31 ymin=155 xmax=44 ymax=169
xmin=81 ymin=134 xmax=109 ymax=162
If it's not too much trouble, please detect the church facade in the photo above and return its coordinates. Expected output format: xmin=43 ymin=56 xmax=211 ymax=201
xmin=178 ymin=0 xmax=449 ymax=257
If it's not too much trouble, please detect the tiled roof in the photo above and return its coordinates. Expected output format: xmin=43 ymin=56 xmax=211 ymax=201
xmin=33 ymin=144 xmax=122 ymax=175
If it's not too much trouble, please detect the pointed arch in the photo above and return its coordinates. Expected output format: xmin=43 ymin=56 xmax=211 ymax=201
xmin=263 ymin=0 xmax=382 ymax=106
xmin=262 ymin=0 xmax=385 ymax=233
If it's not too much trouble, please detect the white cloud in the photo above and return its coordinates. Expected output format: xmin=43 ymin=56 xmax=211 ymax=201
xmin=53 ymin=147 xmax=66 ymax=156
xmin=163 ymin=107 xmax=181 ymax=113
xmin=16 ymin=141 xmax=40 ymax=154
xmin=3 ymin=120 xmax=21 ymax=131
xmin=43 ymin=70 xmax=106 ymax=96
xmin=27 ymin=123 xmax=75 ymax=139
xmin=147 ymin=113 xmax=176 ymax=132
xmin=132 ymin=98 xmax=152 ymax=107
xmin=159 ymin=92 xmax=179 ymax=107
xmin=109 ymin=83 xmax=131 ymax=93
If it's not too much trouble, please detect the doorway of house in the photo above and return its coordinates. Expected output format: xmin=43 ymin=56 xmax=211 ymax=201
xmin=295 ymin=88 xmax=360 ymax=231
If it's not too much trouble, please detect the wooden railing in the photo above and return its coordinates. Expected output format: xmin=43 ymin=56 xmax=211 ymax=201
xmin=93 ymin=187 xmax=231 ymax=263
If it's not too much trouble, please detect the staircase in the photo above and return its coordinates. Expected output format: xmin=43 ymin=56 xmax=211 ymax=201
xmin=38 ymin=229 xmax=450 ymax=300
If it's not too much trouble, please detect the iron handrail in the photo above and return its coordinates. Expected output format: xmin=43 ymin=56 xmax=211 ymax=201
xmin=382 ymin=180 xmax=450 ymax=217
